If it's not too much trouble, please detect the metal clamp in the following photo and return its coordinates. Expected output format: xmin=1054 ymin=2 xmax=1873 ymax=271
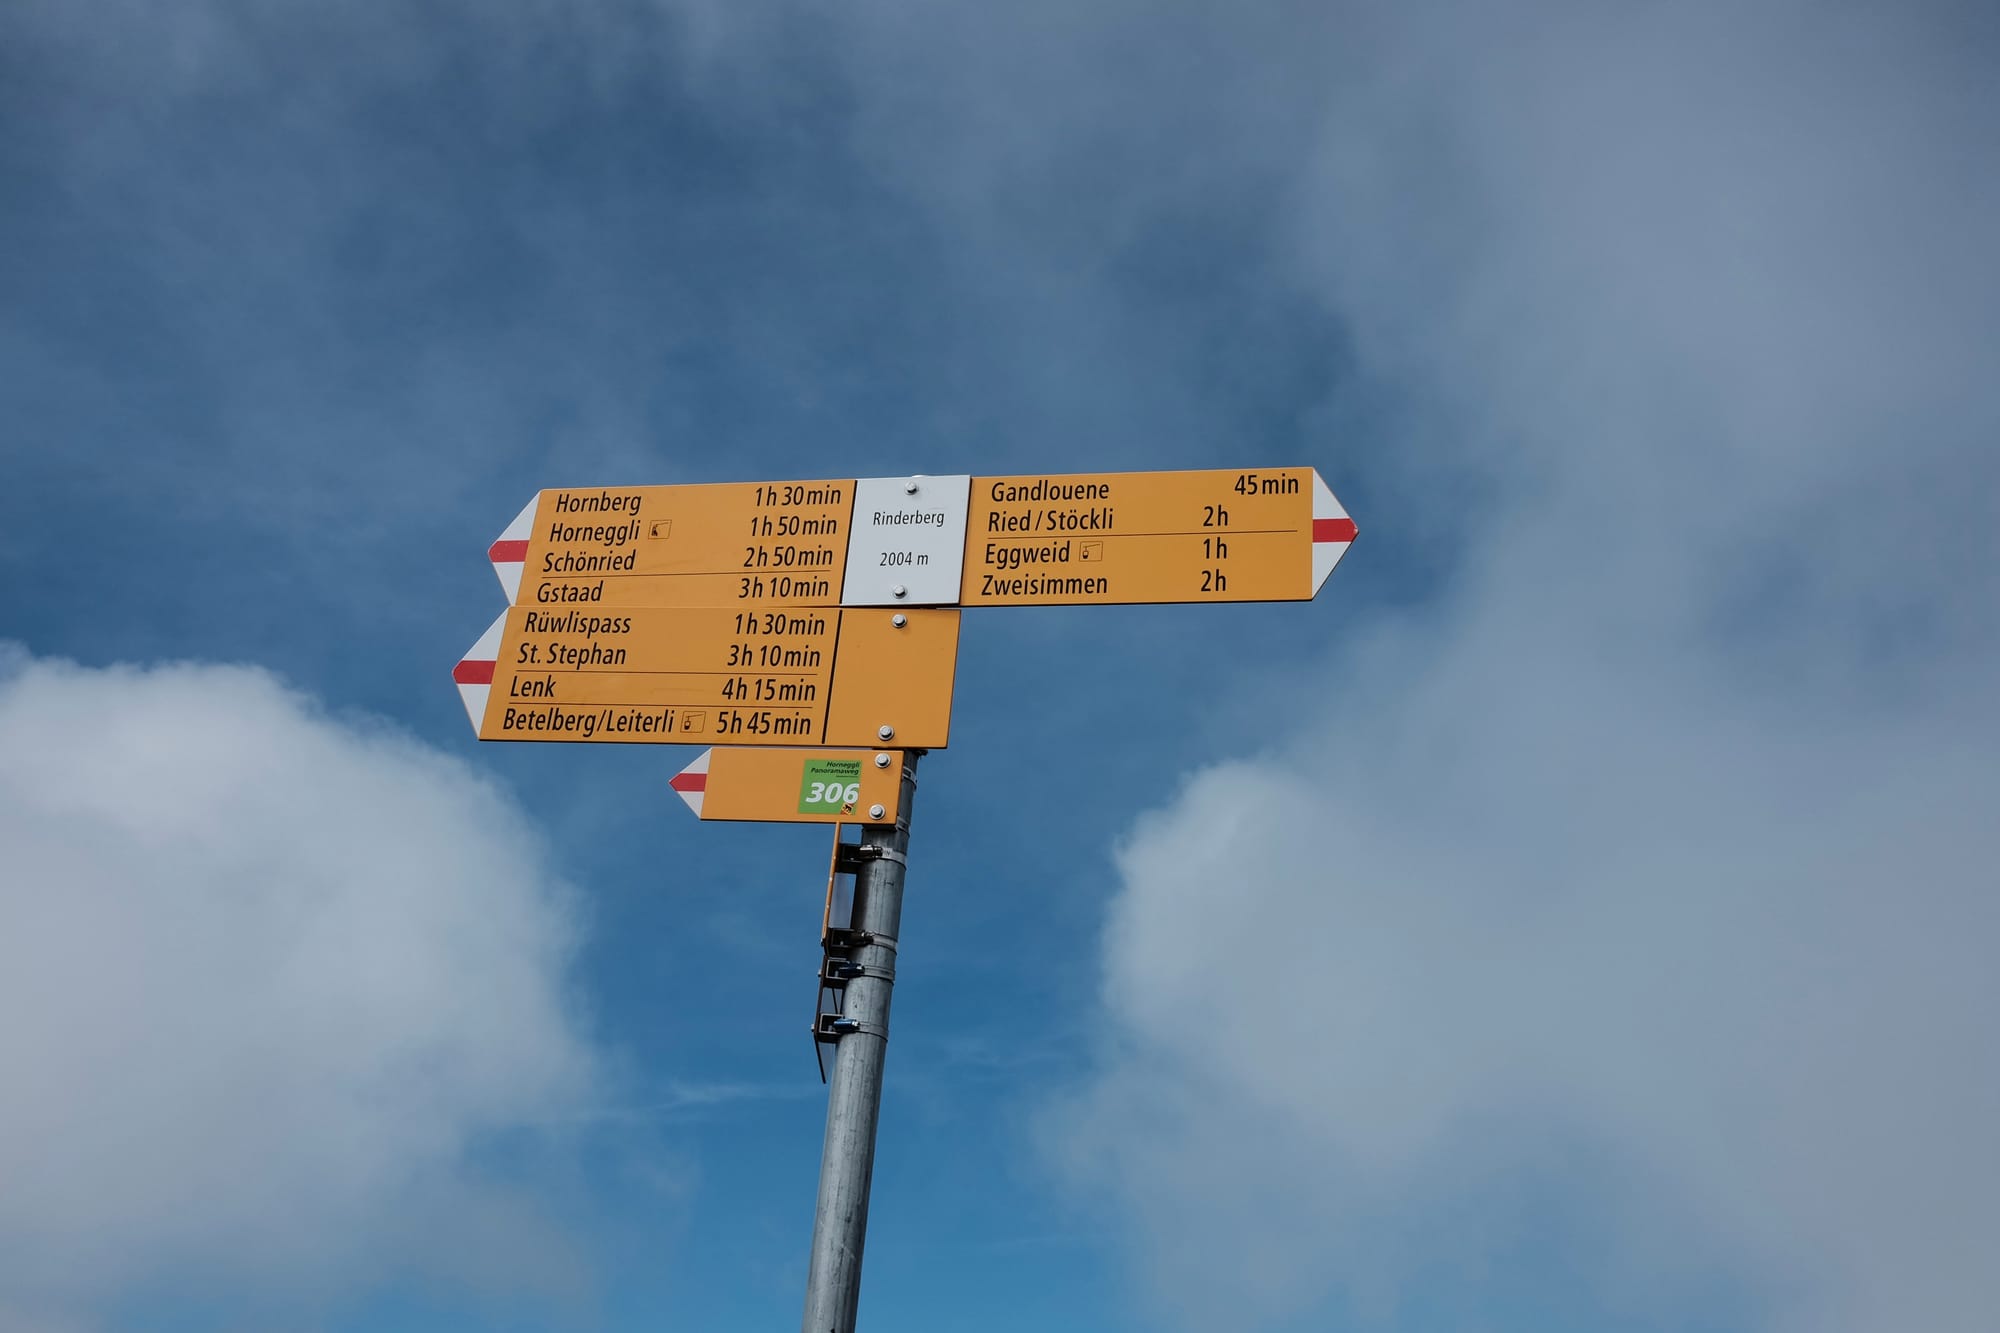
xmin=820 ymin=956 xmax=897 ymax=987
xmin=834 ymin=844 xmax=900 ymax=877
xmin=813 ymin=1013 xmax=890 ymax=1043
xmin=822 ymin=928 xmax=899 ymax=955
xmin=836 ymin=843 xmax=906 ymax=869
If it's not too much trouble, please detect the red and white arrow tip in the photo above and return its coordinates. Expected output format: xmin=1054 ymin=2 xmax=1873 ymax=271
xmin=451 ymin=612 xmax=506 ymax=733
xmin=1311 ymin=470 xmax=1357 ymax=596
xmin=669 ymin=749 xmax=712 ymax=817
xmin=488 ymin=494 xmax=539 ymax=602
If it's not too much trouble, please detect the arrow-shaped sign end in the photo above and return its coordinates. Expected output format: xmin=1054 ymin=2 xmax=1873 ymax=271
xmin=669 ymin=749 xmax=713 ymax=818
xmin=453 ymin=612 xmax=508 ymax=734
xmin=1310 ymin=469 xmax=1357 ymax=597
xmin=489 ymin=494 xmax=538 ymax=602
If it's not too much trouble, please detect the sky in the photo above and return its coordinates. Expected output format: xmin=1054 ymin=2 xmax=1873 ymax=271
xmin=2 ymin=1 xmax=1996 ymax=1331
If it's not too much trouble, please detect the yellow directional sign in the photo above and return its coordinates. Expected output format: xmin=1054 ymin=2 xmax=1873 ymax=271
xmin=670 ymin=747 xmax=906 ymax=823
xmin=491 ymin=481 xmax=856 ymax=609
xmin=960 ymin=467 xmax=1356 ymax=606
xmin=486 ymin=470 xmax=1354 ymax=611
xmin=454 ymin=606 xmax=959 ymax=748
xmin=490 ymin=476 xmax=977 ymax=609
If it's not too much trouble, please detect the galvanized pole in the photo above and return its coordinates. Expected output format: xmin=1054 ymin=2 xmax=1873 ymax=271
xmin=801 ymin=751 xmax=919 ymax=1333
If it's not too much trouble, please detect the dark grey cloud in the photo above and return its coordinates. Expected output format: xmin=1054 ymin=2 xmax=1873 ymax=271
xmin=1031 ymin=2 xmax=2000 ymax=1330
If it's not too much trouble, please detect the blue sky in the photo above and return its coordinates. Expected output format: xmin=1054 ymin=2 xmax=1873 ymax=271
xmin=3 ymin=2 xmax=1996 ymax=1331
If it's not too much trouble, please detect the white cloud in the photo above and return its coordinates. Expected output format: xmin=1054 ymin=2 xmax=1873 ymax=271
xmin=0 ymin=647 xmax=598 ymax=1316
xmin=1039 ymin=3 xmax=2000 ymax=1331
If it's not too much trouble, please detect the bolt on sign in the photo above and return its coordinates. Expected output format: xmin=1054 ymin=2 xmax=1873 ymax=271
xmin=489 ymin=476 xmax=972 ymax=610
xmin=669 ymin=747 xmax=906 ymax=823
xmin=960 ymin=468 xmax=1356 ymax=605
xmin=453 ymin=605 xmax=959 ymax=748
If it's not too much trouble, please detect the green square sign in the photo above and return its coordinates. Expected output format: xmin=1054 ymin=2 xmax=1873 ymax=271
xmin=799 ymin=758 xmax=864 ymax=814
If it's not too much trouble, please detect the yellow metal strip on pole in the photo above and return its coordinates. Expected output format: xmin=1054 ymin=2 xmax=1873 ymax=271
xmin=824 ymin=607 xmax=960 ymax=750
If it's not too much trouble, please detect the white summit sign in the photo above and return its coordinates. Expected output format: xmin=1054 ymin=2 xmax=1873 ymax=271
xmin=837 ymin=474 xmax=970 ymax=606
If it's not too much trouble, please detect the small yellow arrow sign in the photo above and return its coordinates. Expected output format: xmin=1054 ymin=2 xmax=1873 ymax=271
xmin=670 ymin=747 xmax=906 ymax=824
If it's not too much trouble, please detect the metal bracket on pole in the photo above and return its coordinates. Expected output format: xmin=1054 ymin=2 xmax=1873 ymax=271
xmin=812 ymin=1013 xmax=891 ymax=1043
xmin=822 ymin=928 xmax=897 ymax=955
xmin=820 ymin=956 xmax=896 ymax=988
xmin=812 ymin=930 xmax=899 ymax=1076
xmin=834 ymin=843 xmax=906 ymax=872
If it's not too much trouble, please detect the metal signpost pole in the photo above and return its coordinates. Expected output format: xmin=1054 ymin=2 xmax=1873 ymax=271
xmin=801 ymin=752 xmax=919 ymax=1333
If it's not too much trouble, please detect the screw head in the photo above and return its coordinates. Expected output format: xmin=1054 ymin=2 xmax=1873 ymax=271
xmin=878 ymin=724 xmax=895 ymax=740
xmin=891 ymin=585 xmax=907 ymax=598
xmin=904 ymin=479 xmax=919 ymax=494
xmin=868 ymin=803 xmax=887 ymax=820
xmin=891 ymin=613 xmax=908 ymax=627
xmin=874 ymin=752 xmax=892 ymax=768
